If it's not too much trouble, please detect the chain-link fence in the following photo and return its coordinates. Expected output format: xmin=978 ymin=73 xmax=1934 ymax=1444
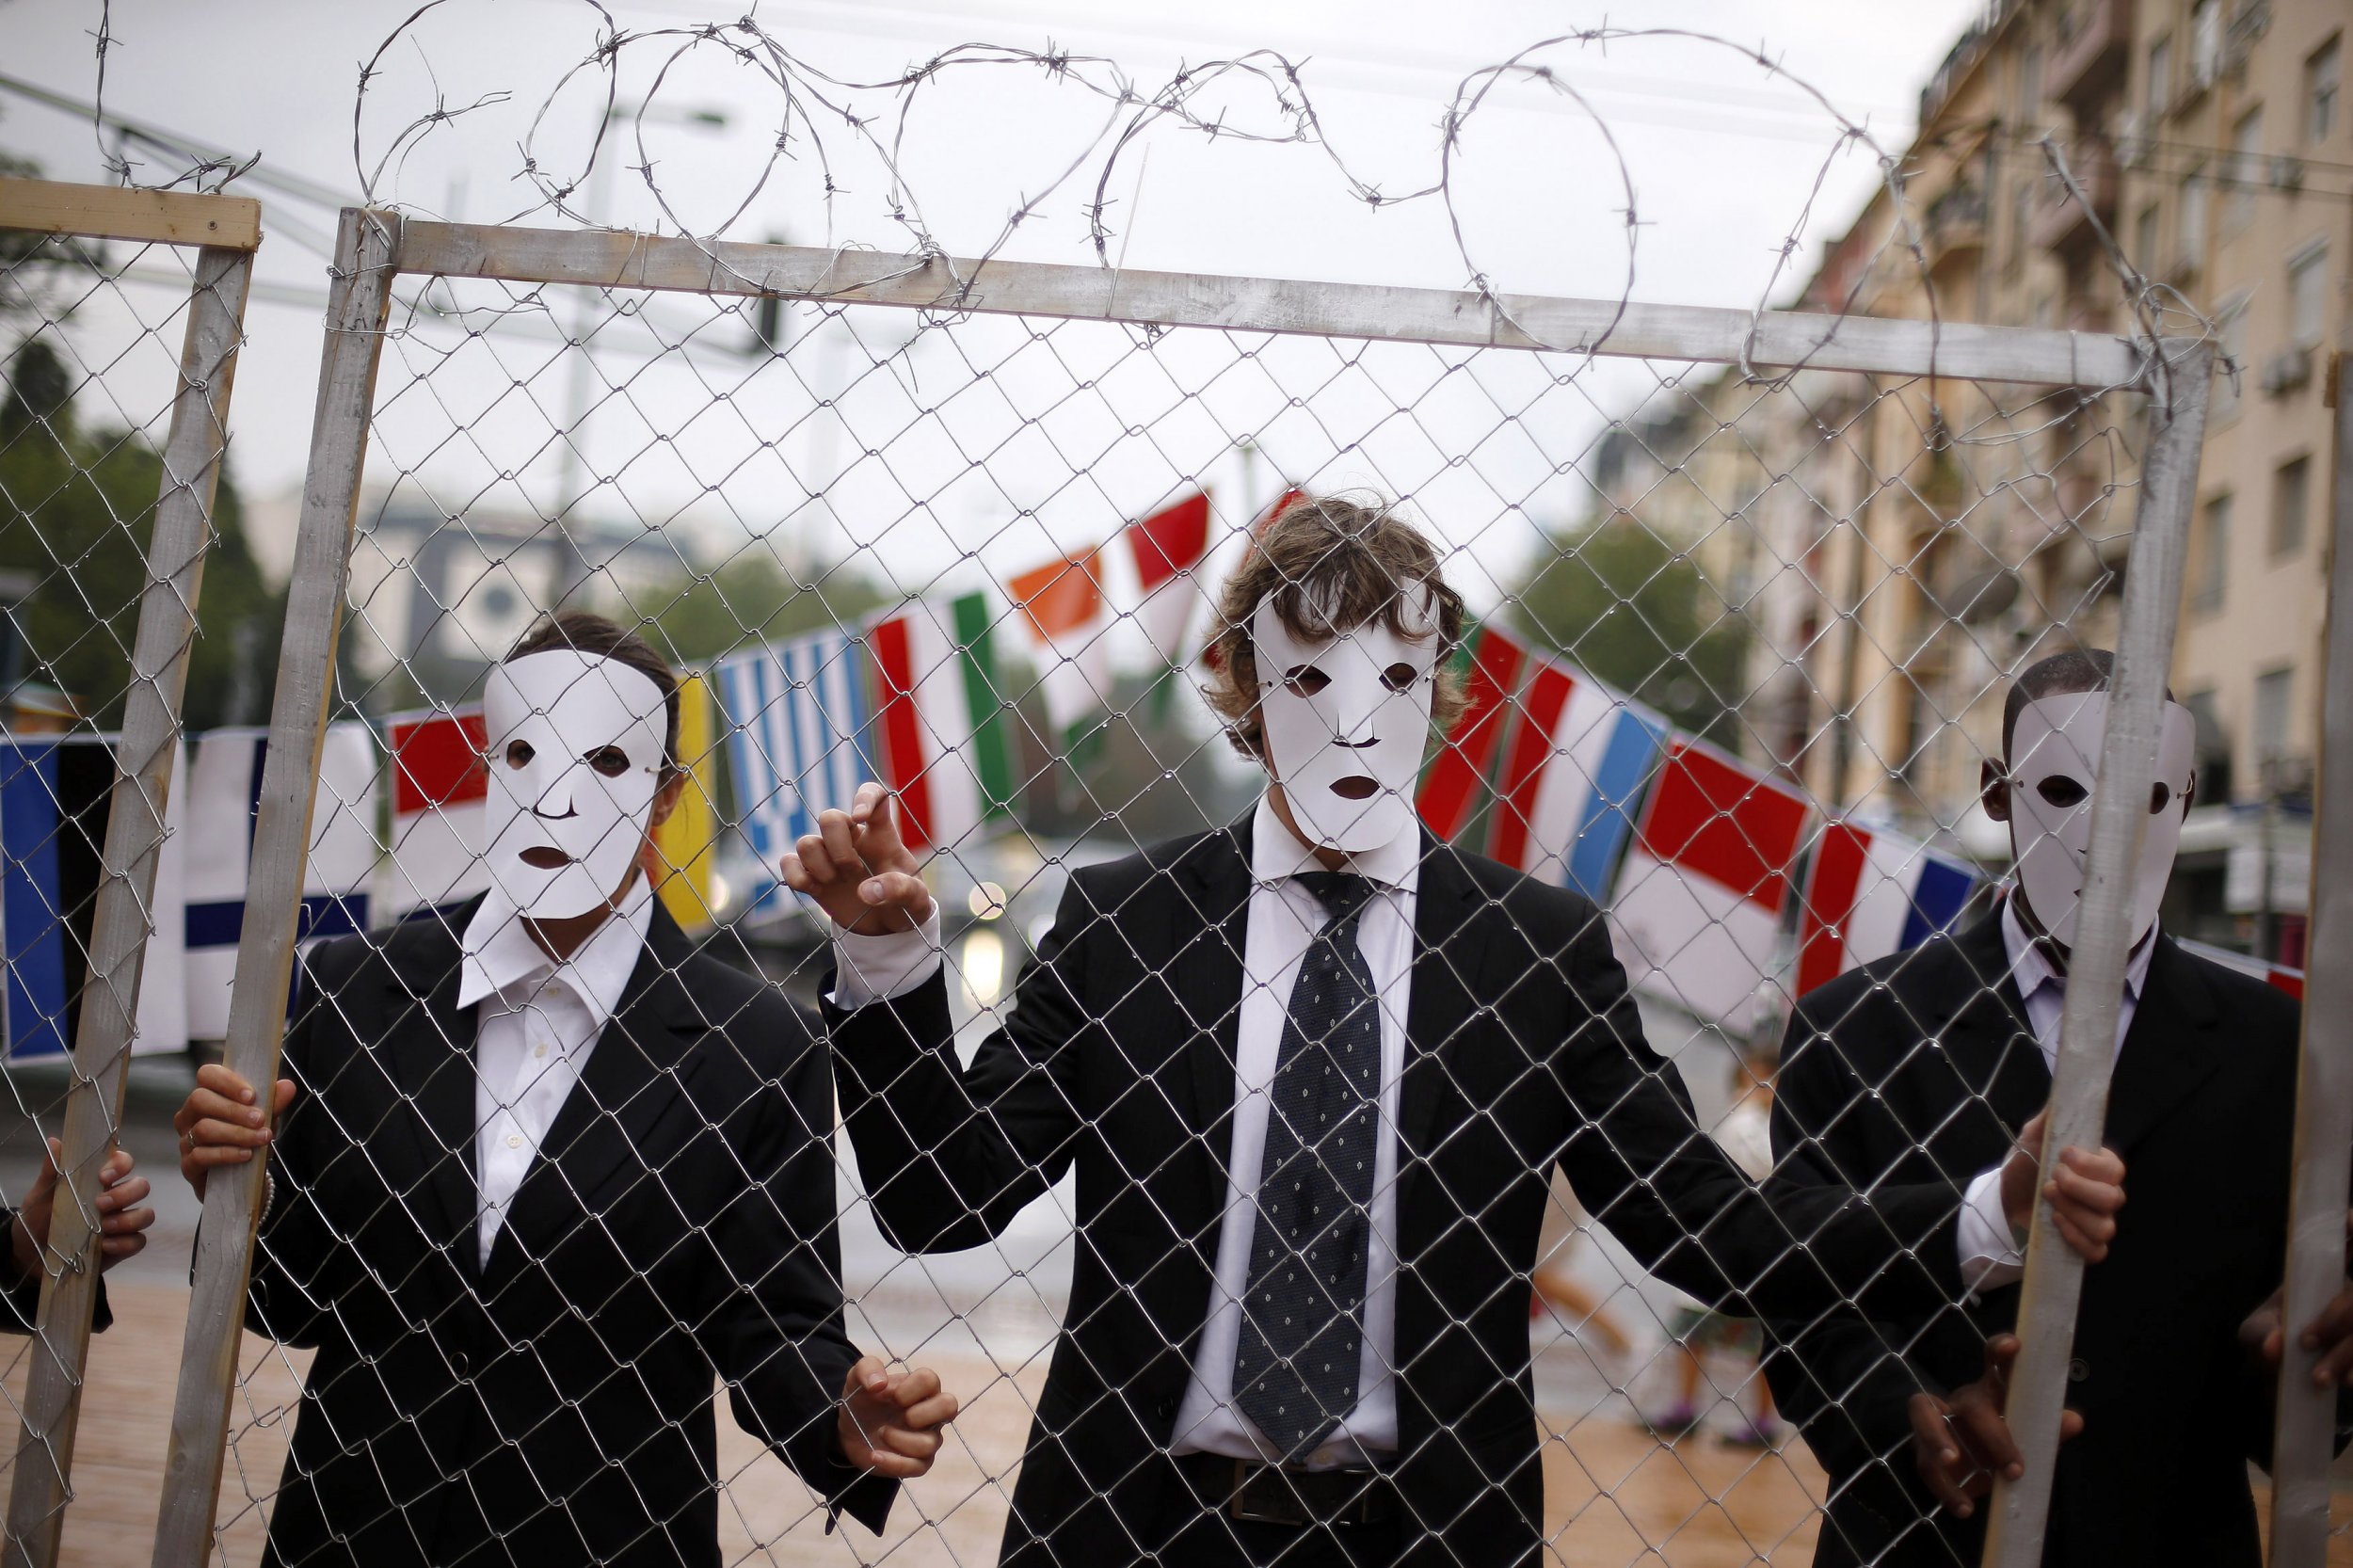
xmin=7 ymin=21 xmax=2353 ymax=1568
xmin=95 ymin=183 xmax=2311 ymax=1568
xmin=0 ymin=176 xmax=258 ymax=1562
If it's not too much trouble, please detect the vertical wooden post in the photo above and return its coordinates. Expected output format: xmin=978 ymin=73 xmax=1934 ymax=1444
xmin=148 ymin=209 xmax=398 ymax=1568
xmin=0 ymin=245 xmax=254 ymax=1568
xmin=2266 ymin=350 xmax=2353 ymax=1567
xmin=1979 ymin=341 xmax=2215 ymax=1567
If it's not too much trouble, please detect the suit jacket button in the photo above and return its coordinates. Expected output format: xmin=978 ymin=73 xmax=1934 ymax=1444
xmin=2067 ymin=1357 xmax=2089 ymax=1384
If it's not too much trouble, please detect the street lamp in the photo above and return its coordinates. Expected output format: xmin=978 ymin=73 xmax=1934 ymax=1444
xmin=552 ymin=100 xmax=730 ymax=600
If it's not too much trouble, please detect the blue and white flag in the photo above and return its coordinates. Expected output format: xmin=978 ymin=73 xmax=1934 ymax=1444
xmin=183 ymin=724 xmax=379 ymax=1039
xmin=714 ymin=630 xmax=875 ymax=868
xmin=1 ymin=736 xmax=188 ymax=1061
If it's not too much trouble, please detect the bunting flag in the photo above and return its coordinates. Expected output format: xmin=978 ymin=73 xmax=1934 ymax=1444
xmin=1007 ymin=547 xmax=1112 ymax=744
xmin=712 ymin=628 xmax=874 ymax=916
xmin=182 ymin=724 xmax=380 ymax=1038
xmin=1793 ymin=821 xmax=1982 ymax=998
xmin=1251 ymin=488 xmax=1307 ymax=536
xmin=650 ymin=673 xmax=720 ymax=933
xmin=0 ymin=737 xmax=187 ymax=1060
xmin=1487 ymin=657 xmax=1670 ymax=901
xmin=2178 ymin=936 xmax=2307 ymax=1000
xmin=1124 ymin=491 xmax=1214 ymax=664
xmin=379 ymin=706 xmax=490 ymax=923
xmin=1609 ymin=736 xmax=1813 ymax=1029
xmin=869 ymin=593 xmax=1016 ymax=854
xmin=1417 ymin=622 xmax=1529 ymax=842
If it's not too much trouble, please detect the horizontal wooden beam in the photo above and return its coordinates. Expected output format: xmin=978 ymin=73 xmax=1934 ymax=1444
xmin=0 ymin=177 xmax=261 ymax=252
xmin=394 ymin=216 xmax=2153 ymax=390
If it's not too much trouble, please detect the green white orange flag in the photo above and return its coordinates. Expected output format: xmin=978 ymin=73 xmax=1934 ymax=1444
xmin=1007 ymin=546 xmax=1112 ymax=744
xmin=868 ymin=592 xmax=1016 ymax=854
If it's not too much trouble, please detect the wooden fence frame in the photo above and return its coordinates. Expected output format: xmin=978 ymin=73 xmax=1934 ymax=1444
xmin=151 ymin=210 xmax=2247 ymax=1568
xmin=0 ymin=176 xmax=261 ymax=1568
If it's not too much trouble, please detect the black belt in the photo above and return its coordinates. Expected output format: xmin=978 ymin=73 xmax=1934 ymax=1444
xmin=1174 ymin=1450 xmax=1398 ymax=1528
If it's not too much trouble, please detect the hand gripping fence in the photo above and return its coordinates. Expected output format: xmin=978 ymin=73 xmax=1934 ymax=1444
xmin=0 ymin=175 xmax=257 ymax=1567
xmin=10 ymin=19 xmax=2353 ymax=1568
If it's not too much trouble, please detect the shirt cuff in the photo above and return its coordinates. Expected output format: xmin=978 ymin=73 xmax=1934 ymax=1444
xmin=829 ymin=910 xmax=945 ymax=1009
xmin=1959 ymin=1164 xmax=2025 ymax=1293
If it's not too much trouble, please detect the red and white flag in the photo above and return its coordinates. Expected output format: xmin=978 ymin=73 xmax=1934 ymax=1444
xmin=868 ymin=594 xmax=1017 ymax=855
xmin=1416 ymin=622 xmax=1528 ymax=841
xmin=1609 ymin=736 xmax=1813 ymax=1030
xmin=378 ymin=705 xmax=489 ymax=922
xmin=1123 ymin=491 xmax=1213 ymax=664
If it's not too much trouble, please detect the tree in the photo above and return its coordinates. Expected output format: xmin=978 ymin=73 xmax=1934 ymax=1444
xmin=1509 ymin=519 xmax=1751 ymax=747
xmin=1 ymin=337 xmax=284 ymax=729
xmin=632 ymin=550 xmax=889 ymax=668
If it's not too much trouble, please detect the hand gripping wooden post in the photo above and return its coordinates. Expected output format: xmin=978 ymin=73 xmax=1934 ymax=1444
xmin=148 ymin=208 xmax=398 ymax=1568
xmin=2265 ymin=351 xmax=2353 ymax=1567
xmin=0 ymin=181 xmax=259 ymax=1568
xmin=1978 ymin=340 xmax=2215 ymax=1567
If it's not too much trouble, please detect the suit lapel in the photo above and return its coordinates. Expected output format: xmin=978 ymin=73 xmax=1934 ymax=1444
xmin=377 ymin=911 xmax=488 ymax=1277
xmin=2103 ymin=935 xmax=2223 ymax=1155
xmin=1396 ymin=837 xmax=1493 ymax=1194
xmin=482 ymin=908 xmax=709 ymax=1286
xmin=1923 ymin=913 xmax=2050 ymax=1133
xmin=1172 ymin=820 xmax=1256 ymax=1187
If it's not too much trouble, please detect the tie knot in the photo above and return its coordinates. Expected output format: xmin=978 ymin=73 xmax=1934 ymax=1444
xmin=1292 ymin=871 xmax=1375 ymax=926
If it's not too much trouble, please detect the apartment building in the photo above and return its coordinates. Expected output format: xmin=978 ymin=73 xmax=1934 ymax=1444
xmin=1715 ymin=0 xmax=2345 ymax=961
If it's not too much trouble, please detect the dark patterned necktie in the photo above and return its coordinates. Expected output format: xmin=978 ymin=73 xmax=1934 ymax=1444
xmin=1234 ymin=870 xmax=1384 ymax=1460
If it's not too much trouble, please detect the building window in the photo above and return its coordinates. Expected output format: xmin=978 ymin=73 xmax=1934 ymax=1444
xmin=2196 ymin=492 xmax=2233 ymax=613
xmin=2149 ymin=34 xmax=2174 ymax=118
xmin=2179 ymin=164 xmax=2209 ymax=272
xmin=2186 ymin=689 xmax=2233 ymax=803
xmin=2020 ymin=44 xmax=2043 ymax=127
xmin=2010 ymin=180 xmax=2034 ymax=271
xmin=2289 ymin=241 xmax=2329 ymax=348
xmin=2272 ymin=454 xmax=2312 ymax=558
xmin=2191 ymin=0 xmax=2223 ymax=90
xmin=2312 ymin=35 xmax=2342 ymax=143
xmin=2226 ymin=107 xmax=2263 ymax=232
xmin=2255 ymin=665 xmax=2295 ymax=765
xmin=2135 ymin=202 xmax=2162 ymax=277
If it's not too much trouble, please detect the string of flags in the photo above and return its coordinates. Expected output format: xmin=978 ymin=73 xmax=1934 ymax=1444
xmin=0 ymin=483 xmax=2305 ymax=1055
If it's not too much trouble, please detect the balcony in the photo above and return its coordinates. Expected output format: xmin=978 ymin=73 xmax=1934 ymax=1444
xmin=1924 ymin=184 xmax=1987 ymax=276
xmin=2028 ymin=140 xmax=2121 ymax=259
xmin=2050 ymin=0 xmax=2135 ymax=112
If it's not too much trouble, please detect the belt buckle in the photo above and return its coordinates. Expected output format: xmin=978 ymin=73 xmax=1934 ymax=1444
xmin=1227 ymin=1460 xmax=1309 ymax=1527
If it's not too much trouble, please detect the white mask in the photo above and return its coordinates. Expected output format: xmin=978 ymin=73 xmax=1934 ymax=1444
xmin=482 ymin=650 xmax=669 ymax=920
xmin=1252 ymin=589 xmax=1441 ymax=854
xmin=2006 ymin=691 xmax=2196 ymax=950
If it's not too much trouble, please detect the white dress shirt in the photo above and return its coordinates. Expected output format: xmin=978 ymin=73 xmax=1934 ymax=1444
xmin=456 ymin=877 xmax=655 ymax=1270
xmin=1955 ymin=895 xmax=2155 ymax=1292
xmin=830 ymin=794 xmax=1419 ymax=1468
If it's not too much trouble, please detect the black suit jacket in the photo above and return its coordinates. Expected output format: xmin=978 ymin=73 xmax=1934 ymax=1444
xmin=248 ymin=900 xmax=893 ymax=1568
xmin=829 ymin=821 xmax=1971 ymax=1568
xmin=1764 ymin=907 xmax=2313 ymax=1568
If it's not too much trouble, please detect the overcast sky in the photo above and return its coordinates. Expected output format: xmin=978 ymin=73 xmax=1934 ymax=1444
xmin=3 ymin=0 xmax=1984 ymax=611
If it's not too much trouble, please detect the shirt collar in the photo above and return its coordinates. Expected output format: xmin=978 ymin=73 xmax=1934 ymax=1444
xmin=456 ymin=874 xmax=657 ymax=1032
xmin=1250 ymin=792 xmax=1422 ymax=896
xmin=1998 ymin=891 xmax=2157 ymax=1004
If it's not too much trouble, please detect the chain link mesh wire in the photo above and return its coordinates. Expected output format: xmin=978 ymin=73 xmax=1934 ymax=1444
xmin=0 ymin=205 xmax=255 ymax=1545
xmin=41 ymin=12 xmax=2305 ymax=1568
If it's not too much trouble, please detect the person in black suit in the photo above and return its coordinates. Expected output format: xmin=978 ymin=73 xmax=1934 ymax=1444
xmin=175 ymin=613 xmax=954 ymax=1568
xmin=782 ymin=496 xmax=2126 ymax=1568
xmin=1764 ymin=648 xmax=2353 ymax=1568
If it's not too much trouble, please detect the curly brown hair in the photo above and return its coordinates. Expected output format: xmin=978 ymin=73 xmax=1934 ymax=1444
xmin=1203 ymin=492 xmax=1467 ymax=759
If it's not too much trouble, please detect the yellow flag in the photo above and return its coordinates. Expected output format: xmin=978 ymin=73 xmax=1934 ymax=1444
xmin=652 ymin=672 xmax=720 ymax=933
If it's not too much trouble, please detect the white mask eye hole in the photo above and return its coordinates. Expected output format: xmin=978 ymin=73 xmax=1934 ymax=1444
xmin=586 ymin=744 xmax=632 ymax=778
xmin=2036 ymin=775 xmax=2089 ymax=809
xmin=504 ymin=739 xmax=535 ymax=769
xmin=1282 ymin=664 xmax=1331 ymax=698
xmin=2150 ymin=780 xmax=2172 ymax=813
xmin=1381 ymin=662 xmax=1419 ymax=693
